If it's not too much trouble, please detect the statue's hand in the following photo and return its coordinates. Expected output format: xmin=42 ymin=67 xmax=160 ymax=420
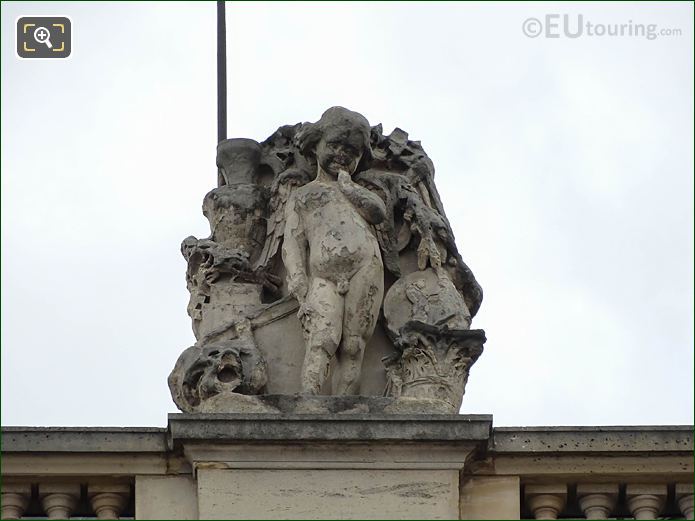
xmin=337 ymin=170 xmax=352 ymax=190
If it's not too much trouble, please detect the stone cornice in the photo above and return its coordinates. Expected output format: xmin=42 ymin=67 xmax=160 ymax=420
xmin=491 ymin=425 xmax=693 ymax=454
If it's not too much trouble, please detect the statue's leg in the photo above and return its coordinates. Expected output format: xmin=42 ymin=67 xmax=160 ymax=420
xmin=299 ymin=277 xmax=343 ymax=395
xmin=335 ymin=259 xmax=384 ymax=395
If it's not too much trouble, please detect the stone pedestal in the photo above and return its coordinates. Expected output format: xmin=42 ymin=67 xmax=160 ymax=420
xmin=168 ymin=412 xmax=492 ymax=520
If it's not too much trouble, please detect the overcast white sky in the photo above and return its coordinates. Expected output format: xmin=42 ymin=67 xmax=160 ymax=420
xmin=1 ymin=2 xmax=693 ymax=428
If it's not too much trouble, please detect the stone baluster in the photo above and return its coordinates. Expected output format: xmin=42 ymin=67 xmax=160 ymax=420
xmin=626 ymin=484 xmax=667 ymax=520
xmin=88 ymin=484 xmax=130 ymax=519
xmin=39 ymin=483 xmax=81 ymax=519
xmin=676 ymin=483 xmax=694 ymax=520
xmin=576 ymin=483 xmax=618 ymax=519
xmin=1 ymin=483 xmax=31 ymax=519
xmin=525 ymin=484 xmax=567 ymax=520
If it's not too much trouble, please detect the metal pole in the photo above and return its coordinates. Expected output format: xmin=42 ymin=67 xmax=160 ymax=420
xmin=217 ymin=1 xmax=227 ymax=143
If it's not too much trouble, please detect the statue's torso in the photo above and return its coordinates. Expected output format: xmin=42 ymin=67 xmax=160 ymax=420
xmin=295 ymin=181 xmax=381 ymax=283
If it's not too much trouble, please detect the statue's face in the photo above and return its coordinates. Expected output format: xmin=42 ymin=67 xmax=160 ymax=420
xmin=316 ymin=129 xmax=364 ymax=177
xmin=182 ymin=343 xmax=244 ymax=404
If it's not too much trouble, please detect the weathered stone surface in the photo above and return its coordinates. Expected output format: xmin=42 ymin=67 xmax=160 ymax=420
xmin=384 ymin=267 xmax=471 ymax=335
xmin=167 ymin=413 xmax=493 ymax=446
xmin=170 ymin=107 xmax=485 ymax=413
xmin=6 ymin=424 xmax=690 ymax=455
xmin=249 ymin=296 xmax=395 ymax=396
xmin=460 ymin=476 xmax=521 ymax=520
xmin=167 ymin=394 xmax=461 ymax=415
xmin=174 ymin=412 xmax=493 ymax=521
xmin=196 ymin=468 xmax=459 ymax=519
xmin=383 ymin=322 xmax=485 ymax=412
xmin=282 ymin=108 xmax=386 ymax=395
xmin=492 ymin=425 xmax=695 ymax=453
xmin=136 ymin=475 xmax=198 ymax=520
xmin=1 ymin=427 xmax=167 ymax=452
xmin=381 ymin=267 xmax=484 ymax=411
xmin=168 ymin=319 xmax=268 ymax=413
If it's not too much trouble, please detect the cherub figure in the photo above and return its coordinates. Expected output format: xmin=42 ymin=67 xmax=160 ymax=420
xmin=282 ymin=107 xmax=386 ymax=395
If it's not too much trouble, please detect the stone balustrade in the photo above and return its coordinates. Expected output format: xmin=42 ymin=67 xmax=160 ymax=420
xmin=576 ymin=483 xmax=618 ymax=519
xmin=678 ymin=483 xmax=695 ymax=520
xmin=1 ymin=481 xmax=132 ymax=519
xmin=487 ymin=426 xmax=693 ymax=520
xmin=525 ymin=484 xmax=567 ymax=519
xmin=1 ymin=420 xmax=692 ymax=519
xmin=1 ymin=483 xmax=31 ymax=519
xmin=521 ymin=482 xmax=692 ymax=519
xmin=88 ymin=484 xmax=131 ymax=519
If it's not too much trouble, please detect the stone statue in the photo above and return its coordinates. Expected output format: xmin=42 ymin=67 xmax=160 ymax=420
xmin=282 ymin=107 xmax=386 ymax=395
xmin=169 ymin=107 xmax=486 ymax=414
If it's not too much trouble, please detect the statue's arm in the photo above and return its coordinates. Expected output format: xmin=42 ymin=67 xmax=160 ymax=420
xmin=338 ymin=171 xmax=387 ymax=225
xmin=281 ymin=193 xmax=309 ymax=303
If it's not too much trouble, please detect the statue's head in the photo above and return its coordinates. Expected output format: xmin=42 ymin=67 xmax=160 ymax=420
xmin=181 ymin=343 xmax=244 ymax=404
xmin=169 ymin=331 xmax=268 ymax=412
xmin=298 ymin=107 xmax=372 ymax=177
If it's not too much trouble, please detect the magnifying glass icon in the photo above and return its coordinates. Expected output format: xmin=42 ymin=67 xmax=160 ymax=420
xmin=33 ymin=26 xmax=53 ymax=49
